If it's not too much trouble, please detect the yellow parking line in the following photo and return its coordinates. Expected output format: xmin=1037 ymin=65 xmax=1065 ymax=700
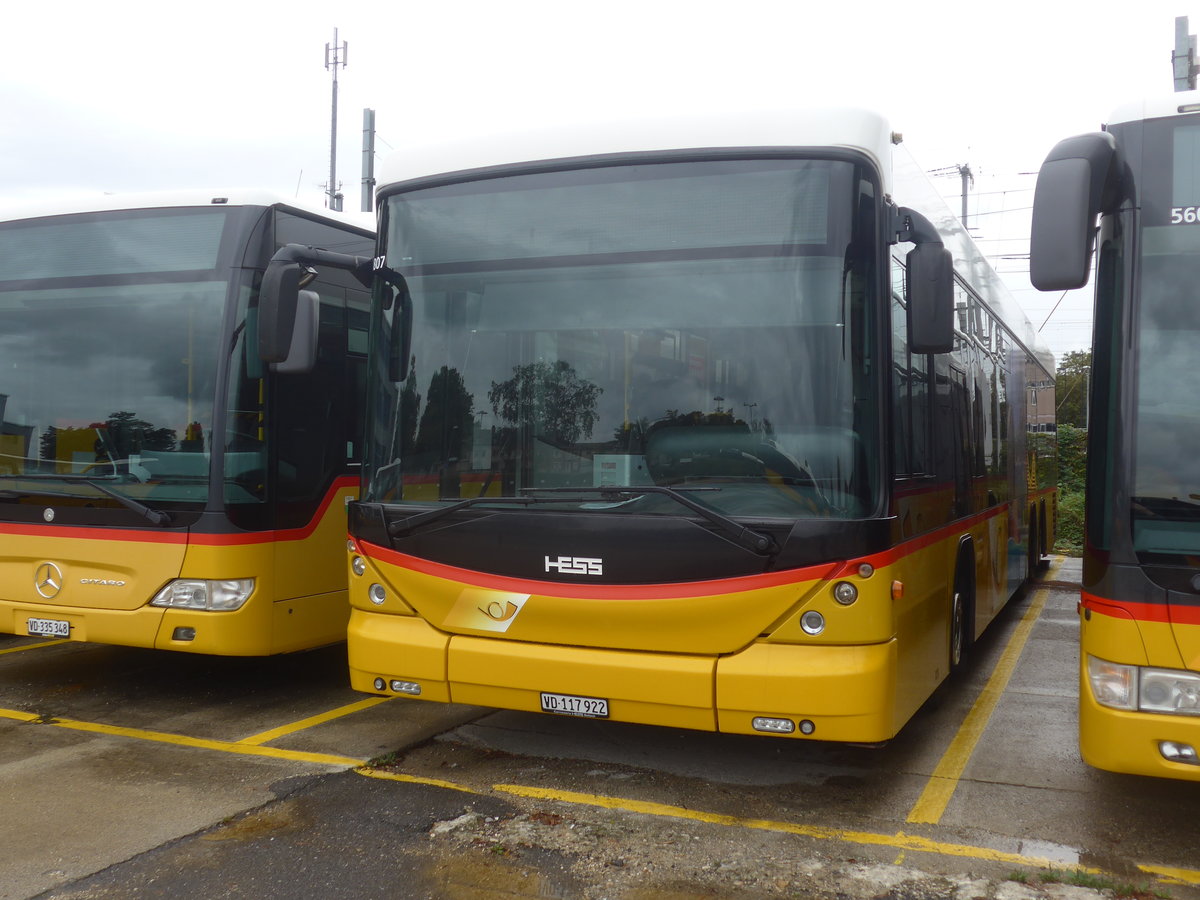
xmin=356 ymin=766 xmax=482 ymax=794
xmin=497 ymin=782 xmax=1098 ymax=872
xmin=0 ymin=705 xmax=363 ymax=768
xmin=906 ymin=561 xmax=1061 ymax=825
xmin=1139 ymin=864 xmax=1200 ymax=887
xmin=237 ymin=696 xmax=392 ymax=746
xmin=0 ymin=639 xmax=68 ymax=656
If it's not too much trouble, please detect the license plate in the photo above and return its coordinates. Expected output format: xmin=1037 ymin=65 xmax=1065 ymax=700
xmin=27 ymin=617 xmax=70 ymax=638
xmin=540 ymin=691 xmax=609 ymax=718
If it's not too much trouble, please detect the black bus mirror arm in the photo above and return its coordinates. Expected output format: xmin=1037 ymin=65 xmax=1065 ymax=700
xmin=258 ymin=243 xmax=375 ymax=363
xmin=891 ymin=206 xmax=954 ymax=354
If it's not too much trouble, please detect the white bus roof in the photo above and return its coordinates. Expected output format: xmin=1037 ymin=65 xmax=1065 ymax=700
xmin=1107 ymin=89 xmax=1200 ymax=126
xmin=377 ymin=108 xmax=898 ymax=193
xmin=0 ymin=189 xmax=373 ymax=232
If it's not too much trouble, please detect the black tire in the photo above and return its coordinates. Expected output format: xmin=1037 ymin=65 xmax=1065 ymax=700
xmin=951 ymin=542 xmax=973 ymax=674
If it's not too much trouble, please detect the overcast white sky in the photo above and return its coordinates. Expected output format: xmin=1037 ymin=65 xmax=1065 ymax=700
xmin=3 ymin=1 xmax=1193 ymax=365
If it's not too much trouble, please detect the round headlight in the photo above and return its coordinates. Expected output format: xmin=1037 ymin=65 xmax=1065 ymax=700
xmin=368 ymin=583 xmax=387 ymax=605
xmin=801 ymin=610 xmax=825 ymax=635
xmin=833 ymin=581 xmax=858 ymax=606
xmin=352 ymin=556 xmax=366 ymax=576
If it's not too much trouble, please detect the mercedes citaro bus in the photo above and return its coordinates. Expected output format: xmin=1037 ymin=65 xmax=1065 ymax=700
xmin=0 ymin=191 xmax=373 ymax=655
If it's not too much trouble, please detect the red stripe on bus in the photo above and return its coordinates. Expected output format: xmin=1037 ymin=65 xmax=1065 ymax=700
xmin=358 ymin=542 xmax=842 ymax=599
xmin=1081 ymin=592 xmax=1174 ymax=624
xmin=0 ymin=476 xmax=357 ymax=547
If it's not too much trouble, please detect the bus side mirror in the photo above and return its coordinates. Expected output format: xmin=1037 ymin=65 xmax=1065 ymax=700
xmin=272 ymin=290 xmax=320 ymax=374
xmin=906 ymin=242 xmax=954 ymax=354
xmin=387 ymin=286 xmax=413 ymax=382
xmin=1030 ymin=132 xmax=1118 ymax=291
xmin=259 ymin=259 xmax=304 ymax=363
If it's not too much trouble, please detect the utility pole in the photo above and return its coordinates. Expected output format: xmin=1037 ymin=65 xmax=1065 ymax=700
xmin=1174 ymin=16 xmax=1198 ymax=92
xmin=361 ymin=108 xmax=376 ymax=213
xmin=325 ymin=29 xmax=348 ymax=211
xmin=928 ymin=164 xmax=974 ymax=230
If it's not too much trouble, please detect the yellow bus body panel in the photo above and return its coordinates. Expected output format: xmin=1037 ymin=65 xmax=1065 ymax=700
xmin=1080 ymin=601 xmax=1200 ymax=779
xmin=0 ymin=483 xmax=355 ymax=655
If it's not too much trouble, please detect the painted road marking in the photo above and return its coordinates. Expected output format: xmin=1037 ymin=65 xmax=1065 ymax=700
xmin=0 ymin=639 xmax=68 ymax=656
xmin=906 ymin=561 xmax=1061 ymax=826
xmin=236 ymin=696 xmax=392 ymax=746
xmin=0 ymin=706 xmax=362 ymax=768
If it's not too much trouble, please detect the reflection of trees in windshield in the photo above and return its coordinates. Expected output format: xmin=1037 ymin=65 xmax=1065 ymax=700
xmin=489 ymin=360 xmax=602 ymax=445
xmin=413 ymin=366 xmax=475 ymax=468
xmin=37 ymin=411 xmax=177 ymax=473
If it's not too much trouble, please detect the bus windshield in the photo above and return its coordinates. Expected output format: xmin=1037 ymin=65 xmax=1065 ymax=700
xmin=1131 ymin=121 xmax=1200 ymax=558
xmin=366 ymin=158 xmax=881 ymax=519
xmin=0 ymin=208 xmax=229 ymax=510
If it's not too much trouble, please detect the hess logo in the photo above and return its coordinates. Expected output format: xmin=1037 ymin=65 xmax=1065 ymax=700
xmin=545 ymin=556 xmax=603 ymax=576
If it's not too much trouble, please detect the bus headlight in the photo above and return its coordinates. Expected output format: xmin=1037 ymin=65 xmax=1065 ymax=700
xmin=1086 ymin=656 xmax=1137 ymax=710
xmin=150 ymin=578 xmax=255 ymax=611
xmin=1140 ymin=668 xmax=1200 ymax=715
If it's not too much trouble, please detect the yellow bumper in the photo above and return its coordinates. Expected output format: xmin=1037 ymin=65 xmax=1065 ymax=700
xmin=348 ymin=608 xmax=899 ymax=741
xmin=1080 ymin=671 xmax=1200 ymax=782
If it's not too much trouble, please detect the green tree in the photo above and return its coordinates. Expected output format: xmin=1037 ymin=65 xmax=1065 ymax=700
xmin=488 ymin=360 xmax=602 ymax=445
xmin=1055 ymin=350 xmax=1091 ymax=429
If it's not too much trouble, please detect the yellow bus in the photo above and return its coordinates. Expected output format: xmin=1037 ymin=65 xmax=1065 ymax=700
xmin=277 ymin=110 xmax=1056 ymax=741
xmin=0 ymin=191 xmax=373 ymax=655
xmin=1031 ymin=92 xmax=1200 ymax=779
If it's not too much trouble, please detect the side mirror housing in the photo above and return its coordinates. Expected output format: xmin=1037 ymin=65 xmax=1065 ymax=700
xmin=258 ymin=259 xmax=304 ymax=363
xmin=1030 ymin=132 xmax=1118 ymax=291
xmin=272 ymin=290 xmax=320 ymax=374
xmin=906 ymin=242 xmax=954 ymax=354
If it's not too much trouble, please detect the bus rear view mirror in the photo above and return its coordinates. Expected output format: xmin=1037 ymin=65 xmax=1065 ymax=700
xmin=1030 ymin=132 xmax=1118 ymax=291
xmin=387 ymin=286 xmax=413 ymax=382
xmin=258 ymin=259 xmax=305 ymax=363
xmin=272 ymin=290 xmax=320 ymax=374
xmin=906 ymin=242 xmax=954 ymax=354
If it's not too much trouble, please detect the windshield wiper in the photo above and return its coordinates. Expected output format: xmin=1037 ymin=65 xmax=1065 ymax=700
xmin=84 ymin=479 xmax=171 ymax=526
xmin=384 ymin=486 xmax=778 ymax=555
xmin=0 ymin=475 xmax=170 ymax=526
xmin=387 ymin=496 xmax=539 ymax=537
xmin=525 ymin=486 xmax=778 ymax=555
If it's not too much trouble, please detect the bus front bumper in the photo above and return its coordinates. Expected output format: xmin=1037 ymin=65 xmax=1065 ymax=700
xmin=348 ymin=608 xmax=900 ymax=742
xmin=1080 ymin=682 xmax=1200 ymax=782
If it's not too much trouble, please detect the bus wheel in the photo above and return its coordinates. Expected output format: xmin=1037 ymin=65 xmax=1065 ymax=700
xmin=1027 ymin=511 xmax=1039 ymax=582
xmin=951 ymin=542 xmax=973 ymax=673
xmin=950 ymin=589 xmax=966 ymax=670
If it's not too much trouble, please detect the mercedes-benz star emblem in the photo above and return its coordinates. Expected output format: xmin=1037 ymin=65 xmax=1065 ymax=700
xmin=35 ymin=562 xmax=63 ymax=600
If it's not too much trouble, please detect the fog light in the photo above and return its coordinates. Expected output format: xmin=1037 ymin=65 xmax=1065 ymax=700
xmin=352 ymin=556 xmax=366 ymax=576
xmin=752 ymin=717 xmax=795 ymax=733
xmin=800 ymin=610 xmax=825 ymax=635
xmin=1160 ymin=741 xmax=1200 ymax=764
xmin=373 ymin=677 xmax=386 ymax=691
xmin=390 ymin=680 xmax=422 ymax=695
xmin=172 ymin=627 xmax=196 ymax=641
xmin=799 ymin=719 xmax=816 ymax=735
xmin=368 ymin=583 xmax=387 ymax=605
xmin=833 ymin=581 xmax=858 ymax=605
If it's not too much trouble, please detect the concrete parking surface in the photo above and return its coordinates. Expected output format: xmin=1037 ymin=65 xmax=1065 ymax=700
xmin=2 ymin=558 xmax=1199 ymax=899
